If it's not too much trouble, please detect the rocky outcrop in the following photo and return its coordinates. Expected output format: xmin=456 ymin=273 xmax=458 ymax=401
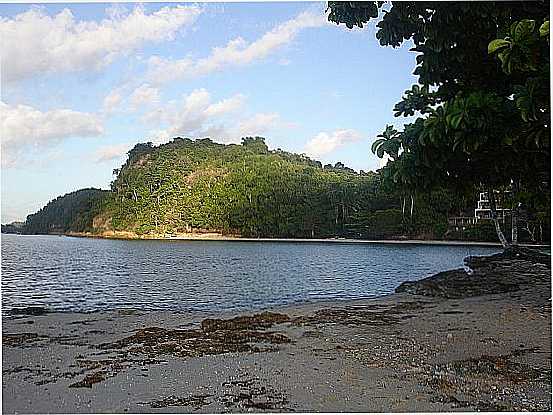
xmin=396 ymin=247 xmax=551 ymax=298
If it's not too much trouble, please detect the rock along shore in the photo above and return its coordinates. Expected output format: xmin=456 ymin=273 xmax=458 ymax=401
xmin=2 ymin=248 xmax=551 ymax=413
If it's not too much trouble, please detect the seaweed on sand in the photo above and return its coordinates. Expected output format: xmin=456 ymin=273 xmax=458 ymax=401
xmin=292 ymin=301 xmax=428 ymax=327
xmin=69 ymin=312 xmax=292 ymax=388
xmin=3 ymin=332 xmax=47 ymax=347
xmin=97 ymin=311 xmax=292 ymax=359
xmin=140 ymin=394 xmax=212 ymax=409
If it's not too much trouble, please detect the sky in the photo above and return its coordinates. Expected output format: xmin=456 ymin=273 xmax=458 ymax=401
xmin=0 ymin=2 xmax=418 ymax=223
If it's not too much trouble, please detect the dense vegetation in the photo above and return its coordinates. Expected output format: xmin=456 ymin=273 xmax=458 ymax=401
xmin=104 ymin=137 xmax=469 ymax=239
xmin=11 ymin=137 xmax=480 ymax=240
xmin=328 ymin=1 xmax=550 ymax=246
xmin=23 ymin=188 xmax=110 ymax=234
xmin=1 ymin=221 xmax=25 ymax=234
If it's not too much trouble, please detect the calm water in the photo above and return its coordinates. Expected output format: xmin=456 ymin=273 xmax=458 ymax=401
xmin=1 ymin=234 xmax=500 ymax=313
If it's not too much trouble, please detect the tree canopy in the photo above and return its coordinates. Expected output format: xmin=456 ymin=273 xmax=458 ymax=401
xmin=327 ymin=1 xmax=550 ymax=246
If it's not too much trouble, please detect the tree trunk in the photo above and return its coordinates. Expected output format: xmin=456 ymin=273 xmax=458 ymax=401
xmin=511 ymin=181 xmax=520 ymax=246
xmin=410 ymin=194 xmax=414 ymax=219
xmin=524 ymin=223 xmax=536 ymax=242
xmin=511 ymin=204 xmax=519 ymax=245
xmin=488 ymin=189 xmax=509 ymax=248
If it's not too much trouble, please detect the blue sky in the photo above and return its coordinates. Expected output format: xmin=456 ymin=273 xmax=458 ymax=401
xmin=1 ymin=2 xmax=417 ymax=223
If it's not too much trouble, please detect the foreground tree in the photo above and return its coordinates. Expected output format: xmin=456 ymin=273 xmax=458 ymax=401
xmin=328 ymin=1 xmax=550 ymax=247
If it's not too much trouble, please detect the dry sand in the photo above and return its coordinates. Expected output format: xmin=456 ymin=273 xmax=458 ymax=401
xmin=2 ymin=253 xmax=551 ymax=413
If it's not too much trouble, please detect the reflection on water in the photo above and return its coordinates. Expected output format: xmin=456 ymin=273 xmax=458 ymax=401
xmin=1 ymin=234 xmax=499 ymax=313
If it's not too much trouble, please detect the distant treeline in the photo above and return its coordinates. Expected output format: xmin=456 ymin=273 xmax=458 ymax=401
xmin=7 ymin=137 xmax=516 ymax=240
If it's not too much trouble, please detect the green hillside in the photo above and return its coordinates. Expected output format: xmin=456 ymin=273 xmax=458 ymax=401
xmin=105 ymin=137 xmax=401 ymax=238
xmin=24 ymin=188 xmax=110 ymax=234
xmin=17 ymin=137 xmax=474 ymax=240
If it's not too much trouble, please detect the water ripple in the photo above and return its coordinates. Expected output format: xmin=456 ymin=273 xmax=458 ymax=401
xmin=1 ymin=235 xmax=499 ymax=313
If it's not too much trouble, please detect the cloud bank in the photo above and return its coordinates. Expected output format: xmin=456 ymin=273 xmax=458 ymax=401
xmin=1 ymin=101 xmax=103 ymax=167
xmin=147 ymin=11 xmax=327 ymax=84
xmin=1 ymin=5 xmax=202 ymax=84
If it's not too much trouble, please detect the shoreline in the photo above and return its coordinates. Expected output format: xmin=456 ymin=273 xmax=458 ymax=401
xmin=2 ymin=249 xmax=551 ymax=413
xmin=25 ymin=230 xmax=550 ymax=248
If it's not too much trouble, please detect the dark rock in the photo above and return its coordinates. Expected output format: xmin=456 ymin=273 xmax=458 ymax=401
xmin=68 ymin=371 xmax=108 ymax=388
xmin=9 ymin=306 xmax=48 ymax=316
xmin=395 ymin=249 xmax=551 ymax=299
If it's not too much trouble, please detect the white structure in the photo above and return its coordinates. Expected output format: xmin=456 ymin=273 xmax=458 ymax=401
xmin=474 ymin=192 xmax=510 ymax=220
xmin=448 ymin=191 xmax=511 ymax=229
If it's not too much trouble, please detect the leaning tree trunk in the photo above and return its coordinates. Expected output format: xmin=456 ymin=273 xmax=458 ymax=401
xmin=487 ymin=188 xmax=509 ymax=248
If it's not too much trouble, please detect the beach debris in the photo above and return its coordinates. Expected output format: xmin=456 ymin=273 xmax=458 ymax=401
xmin=68 ymin=371 xmax=109 ymax=388
xmin=220 ymin=373 xmax=291 ymax=411
xmin=202 ymin=311 xmax=290 ymax=332
xmin=2 ymin=332 xmax=47 ymax=347
xmin=66 ymin=312 xmax=292 ymax=389
xmin=140 ymin=394 xmax=212 ymax=409
xmin=424 ymin=348 xmax=551 ymax=411
xmin=139 ymin=373 xmax=291 ymax=411
xmin=292 ymin=301 xmax=427 ymax=327
xmin=98 ymin=312 xmax=292 ymax=360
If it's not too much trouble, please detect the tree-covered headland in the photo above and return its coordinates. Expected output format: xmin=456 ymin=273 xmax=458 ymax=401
xmin=17 ymin=137 xmax=489 ymax=240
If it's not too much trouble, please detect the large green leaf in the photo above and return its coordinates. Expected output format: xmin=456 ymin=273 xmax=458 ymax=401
xmin=539 ymin=20 xmax=549 ymax=37
xmin=512 ymin=19 xmax=535 ymax=42
xmin=488 ymin=38 xmax=510 ymax=54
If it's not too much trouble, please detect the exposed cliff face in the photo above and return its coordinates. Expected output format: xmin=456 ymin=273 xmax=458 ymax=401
xmin=92 ymin=211 xmax=112 ymax=231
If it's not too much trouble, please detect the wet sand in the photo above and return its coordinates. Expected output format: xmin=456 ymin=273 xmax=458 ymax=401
xmin=2 ymin=253 xmax=551 ymax=413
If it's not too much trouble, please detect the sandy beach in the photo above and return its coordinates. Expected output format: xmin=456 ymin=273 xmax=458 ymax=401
xmin=66 ymin=230 xmax=515 ymax=246
xmin=2 ymin=250 xmax=551 ymax=413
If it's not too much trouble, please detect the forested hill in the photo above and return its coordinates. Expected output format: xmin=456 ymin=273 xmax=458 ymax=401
xmin=14 ymin=137 xmax=471 ymax=239
xmin=105 ymin=137 xmax=400 ymax=238
xmin=24 ymin=188 xmax=110 ymax=234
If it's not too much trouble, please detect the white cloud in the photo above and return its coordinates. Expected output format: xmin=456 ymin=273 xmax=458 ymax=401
xmin=145 ymin=89 xmax=290 ymax=145
xmin=146 ymin=89 xmax=243 ymax=142
xmin=237 ymin=113 xmax=282 ymax=137
xmin=129 ymin=84 xmax=160 ymax=110
xmin=102 ymin=89 xmax=123 ymax=114
xmin=204 ymin=94 xmax=246 ymax=118
xmin=94 ymin=143 xmax=134 ymax=163
xmin=0 ymin=4 xmax=202 ymax=84
xmin=304 ymin=129 xmax=363 ymax=158
xmin=1 ymin=101 xmax=103 ymax=167
xmin=147 ymin=10 xmax=327 ymax=84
